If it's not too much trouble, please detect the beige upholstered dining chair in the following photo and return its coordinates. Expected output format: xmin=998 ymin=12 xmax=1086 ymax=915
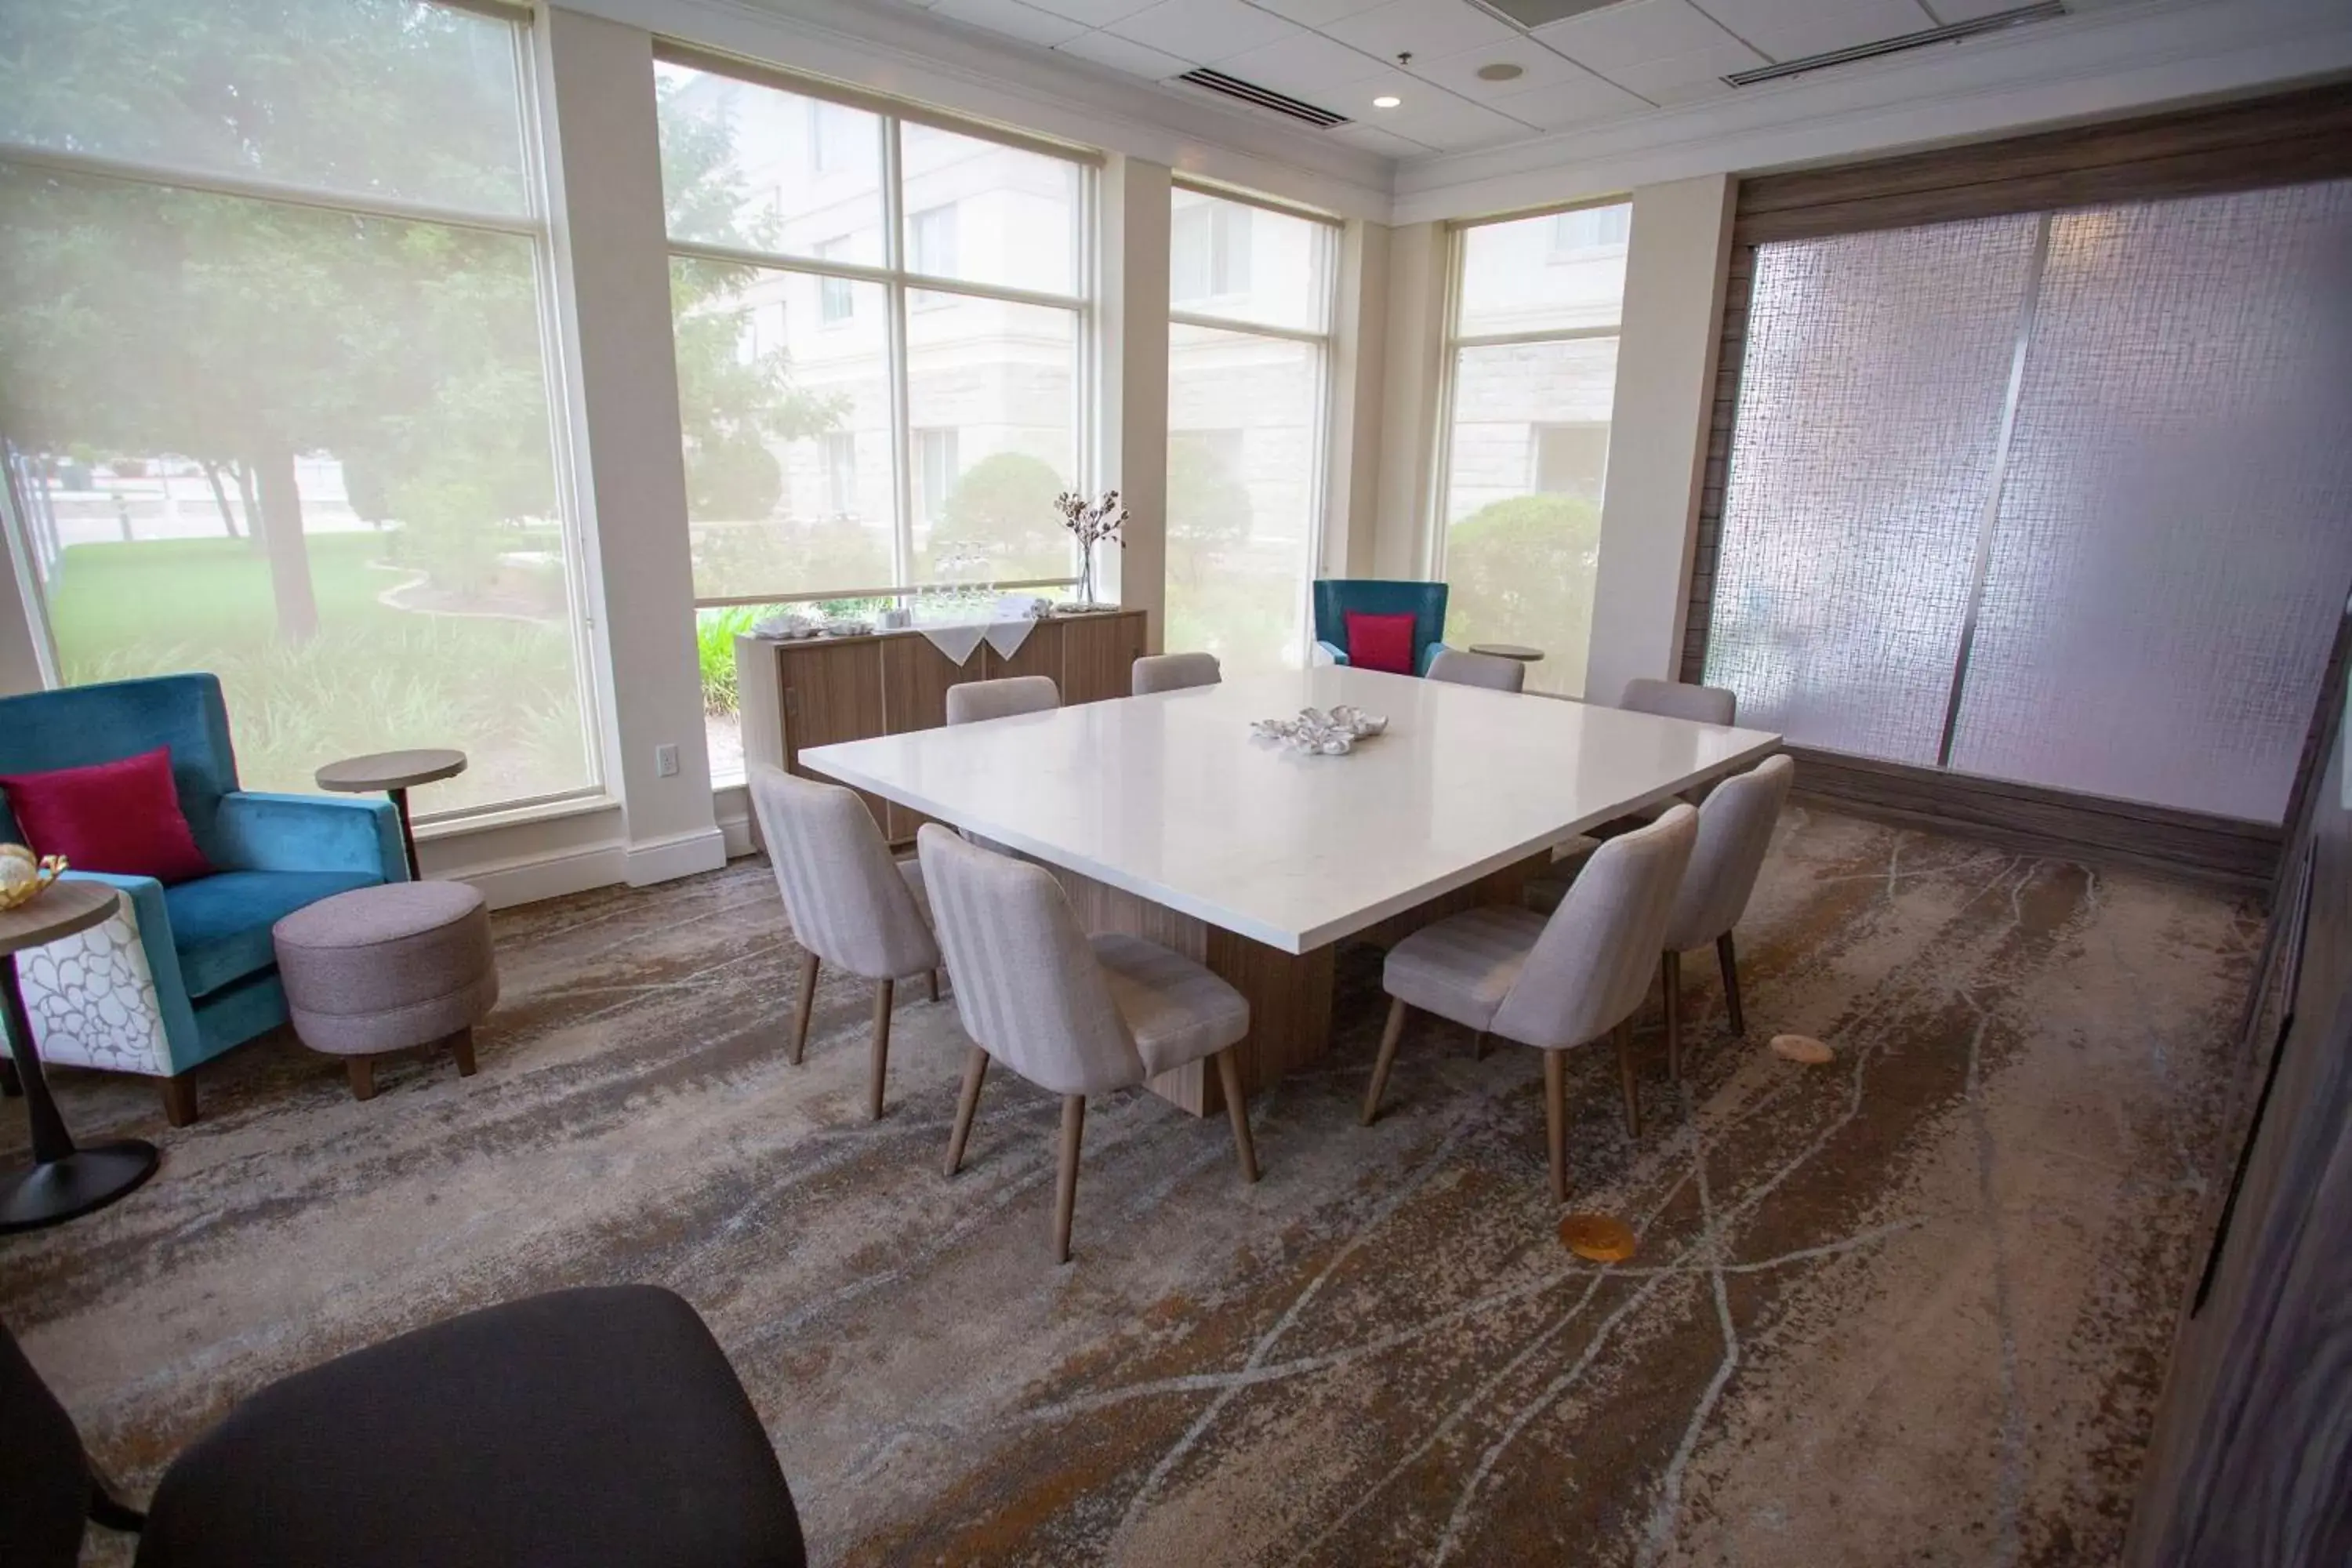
xmin=1659 ymin=753 xmax=1795 ymax=1079
xmin=1363 ymin=806 xmax=1698 ymax=1204
xmin=1428 ymin=648 xmax=1526 ymax=693
xmin=1131 ymin=652 xmax=1221 ymax=695
xmin=916 ymin=825 xmax=1261 ymax=1265
xmin=747 ymin=766 xmax=941 ymax=1121
xmin=946 ymin=674 xmax=1059 ymax=725
xmin=1620 ymin=676 xmax=1737 ymax=726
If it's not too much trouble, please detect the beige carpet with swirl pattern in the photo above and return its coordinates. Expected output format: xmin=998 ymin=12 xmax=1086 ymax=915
xmin=3 ymin=806 xmax=2256 ymax=1566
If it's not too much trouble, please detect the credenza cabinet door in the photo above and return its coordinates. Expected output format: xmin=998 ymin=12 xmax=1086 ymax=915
xmin=782 ymin=641 xmax=891 ymax=834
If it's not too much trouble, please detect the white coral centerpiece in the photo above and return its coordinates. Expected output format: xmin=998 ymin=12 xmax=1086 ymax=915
xmin=1250 ymin=705 xmax=1388 ymax=756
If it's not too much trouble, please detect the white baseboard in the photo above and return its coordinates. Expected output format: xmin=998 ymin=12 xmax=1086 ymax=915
xmin=449 ymin=838 xmax=629 ymax=910
xmin=624 ymin=826 xmax=728 ymax=886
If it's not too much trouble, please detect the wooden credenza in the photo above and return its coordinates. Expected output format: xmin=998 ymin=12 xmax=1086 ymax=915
xmin=735 ymin=608 xmax=1148 ymax=845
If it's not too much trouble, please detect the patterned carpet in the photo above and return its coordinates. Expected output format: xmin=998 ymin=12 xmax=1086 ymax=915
xmin=2 ymin=806 xmax=2258 ymax=1566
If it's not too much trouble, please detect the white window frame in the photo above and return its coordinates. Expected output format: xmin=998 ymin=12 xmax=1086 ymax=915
xmin=659 ymin=45 xmax=1099 ymax=612
xmin=1427 ymin=195 xmax=1630 ymax=583
xmin=0 ymin=1 xmax=606 ymax=826
xmin=1165 ymin=179 xmax=1339 ymax=670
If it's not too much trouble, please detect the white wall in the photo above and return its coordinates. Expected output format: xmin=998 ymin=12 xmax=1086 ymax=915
xmin=1371 ymin=222 xmax=1448 ymax=582
xmin=1584 ymin=176 xmax=1737 ymax=709
xmin=1099 ymin=155 xmax=1171 ymax=646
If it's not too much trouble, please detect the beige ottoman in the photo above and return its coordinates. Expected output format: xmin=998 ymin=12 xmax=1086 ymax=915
xmin=272 ymin=881 xmax=499 ymax=1101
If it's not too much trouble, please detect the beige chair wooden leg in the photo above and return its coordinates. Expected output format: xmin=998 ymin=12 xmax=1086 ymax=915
xmin=1717 ymin=931 xmax=1745 ymax=1036
xmin=1663 ymin=949 xmax=1683 ymax=1081
xmin=867 ymin=978 xmax=894 ymax=1121
xmin=1360 ymin=997 xmax=1410 ymax=1127
xmin=945 ymin=1046 xmax=988 ymax=1177
xmin=347 ymin=1057 xmax=376 ymax=1103
xmin=159 ymin=1076 xmax=198 ymax=1128
xmin=1472 ymin=1029 xmax=1489 ymax=1061
xmin=448 ymin=1025 xmax=478 ymax=1078
xmin=1544 ymin=1048 xmax=1569 ymax=1206
xmin=1214 ymin=1047 xmax=1260 ymax=1184
xmin=1053 ymin=1094 xmax=1086 ymax=1265
xmin=789 ymin=950 xmax=819 ymax=1065
xmin=1614 ymin=1018 xmax=1640 ymax=1138
xmin=926 ymin=967 xmax=942 ymax=1004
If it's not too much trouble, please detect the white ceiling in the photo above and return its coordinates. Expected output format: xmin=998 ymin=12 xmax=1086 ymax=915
xmin=887 ymin=0 xmax=2126 ymax=158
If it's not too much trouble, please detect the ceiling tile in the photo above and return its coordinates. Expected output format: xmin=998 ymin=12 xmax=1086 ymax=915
xmin=1246 ymin=0 xmax=1391 ymax=25
xmin=1212 ymin=31 xmax=1391 ymax=96
xmin=1321 ymin=60 xmax=1421 ymax=118
xmin=1053 ymin=30 xmax=1192 ymax=78
xmin=1109 ymin=0 xmax=1305 ymax=60
xmin=1405 ymin=36 xmax=1606 ymax=99
xmin=1324 ymin=0 xmax=1518 ymax=64
xmin=1535 ymin=0 xmax=1740 ymax=71
xmin=1704 ymin=0 xmax=1938 ymax=61
xmin=1490 ymin=67 xmax=1652 ymax=129
xmin=1360 ymin=85 xmax=1535 ymax=150
xmin=1595 ymin=34 xmax=1764 ymax=100
xmin=1323 ymin=121 xmax=1439 ymax=158
xmin=1024 ymin=0 xmax=1159 ymax=25
xmin=927 ymin=0 xmax=1087 ymax=48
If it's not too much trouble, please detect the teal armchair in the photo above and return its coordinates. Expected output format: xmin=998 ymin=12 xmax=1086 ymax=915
xmin=0 ymin=674 xmax=405 ymax=1125
xmin=1312 ymin=580 xmax=1450 ymax=677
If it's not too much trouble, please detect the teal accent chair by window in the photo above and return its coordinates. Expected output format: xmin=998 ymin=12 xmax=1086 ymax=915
xmin=1311 ymin=580 xmax=1450 ymax=676
xmin=0 ymin=675 xmax=406 ymax=1126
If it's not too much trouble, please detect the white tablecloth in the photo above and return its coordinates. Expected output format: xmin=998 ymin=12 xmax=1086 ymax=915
xmin=916 ymin=616 xmax=1038 ymax=666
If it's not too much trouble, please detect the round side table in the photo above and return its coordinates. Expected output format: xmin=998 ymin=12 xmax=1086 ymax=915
xmin=1469 ymin=643 xmax=1544 ymax=663
xmin=317 ymin=749 xmax=467 ymax=880
xmin=1 ymin=881 xmax=162 ymax=1232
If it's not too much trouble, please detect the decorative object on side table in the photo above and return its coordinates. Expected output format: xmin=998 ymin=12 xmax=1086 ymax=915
xmin=0 ymin=842 xmax=67 ymax=911
xmin=1250 ymin=706 xmax=1389 ymax=756
xmin=0 ymin=880 xmax=162 ymax=1232
xmin=1055 ymin=488 xmax=1125 ymax=608
xmin=316 ymin=748 xmax=468 ymax=880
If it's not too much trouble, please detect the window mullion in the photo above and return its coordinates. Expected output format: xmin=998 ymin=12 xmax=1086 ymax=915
xmin=883 ymin=117 xmax=916 ymax=593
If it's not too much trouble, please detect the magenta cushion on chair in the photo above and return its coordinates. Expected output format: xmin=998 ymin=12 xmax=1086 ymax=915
xmin=0 ymin=744 xmax=212 ymax=885
xmin=1345 ymin=611 xmax=1418 ymax=676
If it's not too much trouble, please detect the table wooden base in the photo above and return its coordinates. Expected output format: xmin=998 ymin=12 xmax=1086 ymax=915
xmin=1046 ymin=848 xmax=1552 ymax=1117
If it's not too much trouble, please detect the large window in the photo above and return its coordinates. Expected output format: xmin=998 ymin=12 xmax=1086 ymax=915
xmin=655 ymin=56 xmax=1092 ymax=779
xmin=1433 ymin=201 xmax=1630 ymax=698
xmin=1166 ymin=187 xmax=1335 ymax=675
xmin=0 ymin=0 xmax=596 ymax=817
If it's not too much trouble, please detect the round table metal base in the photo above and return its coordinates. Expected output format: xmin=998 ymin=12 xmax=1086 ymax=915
xmin=0 ymin=1139 xmax=161 ymax=1233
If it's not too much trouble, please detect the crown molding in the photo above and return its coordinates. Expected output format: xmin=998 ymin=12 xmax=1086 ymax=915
xmin=1390 ymin=0 xmax=2352 ymax=224
xmin=550 ymin=0 xmax=1396 ymax=220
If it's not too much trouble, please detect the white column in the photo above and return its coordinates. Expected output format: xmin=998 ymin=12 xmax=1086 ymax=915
xmin=1371 ymin=220 xmax=1450 ymax=582
xmin=1585 ymin=174 xmax=1737 ymax=707
xmin=1322 ymin=220 xmax=1390 ymax=578
xmin=1098 ymin=155 xmax=1170 ymax=649
xmin=538 ymin=7 xmax=723 ymax=885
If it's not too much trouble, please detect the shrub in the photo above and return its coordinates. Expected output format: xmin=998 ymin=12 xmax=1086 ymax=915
xmin=938 ymin=451 xmax=1068 ymax=579
xmin=1446 ymin=492 xmax=1602 ymax=693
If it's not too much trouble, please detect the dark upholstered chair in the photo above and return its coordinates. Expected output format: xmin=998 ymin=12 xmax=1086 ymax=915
xmin=0 ymin=1286 xmax=807 ymax=1568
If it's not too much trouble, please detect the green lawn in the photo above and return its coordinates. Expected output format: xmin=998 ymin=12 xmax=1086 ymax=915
xmin=48 ymin=533 xmax=593 ymax=813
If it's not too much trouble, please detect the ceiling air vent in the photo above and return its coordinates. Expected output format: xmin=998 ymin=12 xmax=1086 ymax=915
xmin=1473 ymin=0 xmax=1628 ymax=28
xmin=1177 ymin=68 xmax=1350 ymax=129
xmin=1725 ymin=2 xmax=2067 ymax=87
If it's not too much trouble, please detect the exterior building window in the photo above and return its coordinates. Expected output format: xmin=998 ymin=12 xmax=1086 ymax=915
xmin=0 ymin=0 xmax=598 ymax=816
xmin=1435 ymin=201 xmax=1632 ymax=697
xmin=1171 ymin=199 xmax=1253 ymax=303
xmin=913 ymin=429 xmax=960 ymax=529
xmin=1166 ymin=186 xmax=1334 ymax=676
xmin=824 ymin=433 xmax=858 ymax=517
xmin=657 ymin=57 xmax=1091 ymax=782
xmin=816 ymin=238 xmax=855 ymax=324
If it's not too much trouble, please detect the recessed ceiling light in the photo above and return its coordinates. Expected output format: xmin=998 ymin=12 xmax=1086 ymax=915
xmin=1372 ymin=95 xmax=1401 ymax=108
xmin=1475 ymin=62 xmax=1526 ymax=82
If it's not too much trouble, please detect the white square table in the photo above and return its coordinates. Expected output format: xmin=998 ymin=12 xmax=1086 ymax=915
xmin=801 ymin=666 xmax=1780 ymax=1113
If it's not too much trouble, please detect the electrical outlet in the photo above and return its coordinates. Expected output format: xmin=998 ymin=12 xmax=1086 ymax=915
xmin=654 ymin=743 xmax=681 ymax=779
